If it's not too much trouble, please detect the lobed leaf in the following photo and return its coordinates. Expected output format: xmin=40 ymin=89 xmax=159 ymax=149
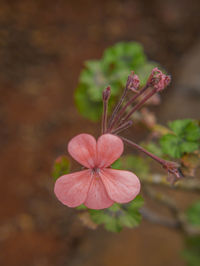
xmin=75 ymin=42 xmax=160 ymax=121
xmin=88 ymin=196 xmax=144 ymax=232
xmin=160 ymin=119 xmax=200 ymax=158
xmin=186 ymin=201 xmax=200 ymax=226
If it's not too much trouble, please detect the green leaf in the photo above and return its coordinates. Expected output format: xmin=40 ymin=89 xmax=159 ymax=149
xmin=89 ymin=208 xmax=122 ymax=232
xmin=76 ymin=204 xmax=88 ymax=210
xmin=180 ymin=142 xmax=199 ymax=154
xmin=168 ymin=119 xmax=200 ymax=141
xmin=118 ymin=212 xmax=141 ymax=228
xmin=160 ymin=119 xmax=200 ymax=158
xmin=112 ymin=155 xmax=150 ymax=177
xmin=182 ymin=202 xmax=200 ymax=266
xmin=75 ymin=41 xmax=160 ymax=121
xmin=127 ymin=195 xmax=144 ymax=210
xmin=160 ymin=134 xmax=182 ymax=158
xmin=80 ymin=61 xmax=108 ymax=101
xmin=141 ymin=142 xmax=163 ymax=157
xmin=103 ymin=42 xmax=146 ymax=71
xmin=75 ymin=83 xmax=102 ymax=121
xmin=182 ymin=236 xmax=200 ymax=266
xmin=186 ymin=201 xmax=200 ymax=226
xmin=104 ymin=217 xmax=122 ymax=232
xmin=52 ymin=156 xmax=70 ymax=181
xmin=88 ymin=196 xmax=144 ymax=232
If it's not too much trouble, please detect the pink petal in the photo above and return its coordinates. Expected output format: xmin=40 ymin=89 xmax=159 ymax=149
xmin=68 ymin=134 xmax=96 ymax=168
xmin=100 ymin=169 xmax=140 ymax=203
xmin=96 ymin=134 xmax=124 ymax=168
xmin=84 ymin=172 xmax=114 ymax=209
xmin=54 ymin=169 xmax=92 ymax=207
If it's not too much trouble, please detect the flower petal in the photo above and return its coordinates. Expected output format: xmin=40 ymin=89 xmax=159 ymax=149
xmin=100 ymin=169 xmax=140 ymax=203
xmin=68 ymin=134 xmax=96 ymax=168
xmin=84 ymin=172 xmax=114 ymax=209
xmin=96 ymin=134 xmax=124 ymax=168
xmin=54 ymin=169 xmax=92 ymax=207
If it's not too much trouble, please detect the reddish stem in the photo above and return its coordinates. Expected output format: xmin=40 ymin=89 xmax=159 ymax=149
xmin=108 ymin=86 xmax=128 ymax=129
xmin=118 ymin=87 xmax=157 ymax=127
xmin=111 ymin=120 xmax=133 ymax=134
xmin=102 ymin=86 xmax=110 ymax=134
xmin=121 ymin=136 xmax=170 ymax=166
xmin=102 ymin=101 xmax=108 ymax=134
xmin=108 ymin=84 xmax=149 ymax=131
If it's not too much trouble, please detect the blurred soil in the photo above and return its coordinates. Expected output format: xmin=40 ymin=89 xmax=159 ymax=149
xmin=0 ymin=0 xmax=200 ymax=265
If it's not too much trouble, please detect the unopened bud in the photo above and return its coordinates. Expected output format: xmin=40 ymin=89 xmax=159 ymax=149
xmin=102 ymin=86 xmax=111 ymax=101
xmin=162 ymin=160 xmax=183 ymax=184
xmin=164 ymin=75 xmax=171 ymax=87
xmin=148 ymin=68 xmax=171 ymax=92
xmin=127 ymin=71 xmax=140 ymax=92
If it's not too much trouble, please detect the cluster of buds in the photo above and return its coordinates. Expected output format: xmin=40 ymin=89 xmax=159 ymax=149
xmin=105 ymin=68 xmax=171 ymax=133
xmin=101 ymin=67 xmax=181 ymax=184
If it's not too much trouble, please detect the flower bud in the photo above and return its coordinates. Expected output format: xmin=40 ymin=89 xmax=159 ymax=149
xmin=102 ymin=86 xmax=111 ymax=101
xmin=127 ymin=71 xmax=140 ymax=92
xmin=163 ymin=161 xmax=183 ymax=184
xmin=148 ymin=68 xmax=171 ymax=92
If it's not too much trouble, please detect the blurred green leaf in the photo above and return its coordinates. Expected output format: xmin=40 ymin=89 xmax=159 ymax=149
xmin=103 ymin=42 xmax=146 ymax=71
xmin=182 ymin=236 xmax=200 ymax=266
xmin=141 ymin=141 xmax=163 ymax=157
xmin=112 ymin=155 xmax=150 ymax=177
xmin=160 ymin=134 xmax=182 ymax=158
xmin=80 ymin=60 xmax=108 ymax=101
xmin=89 ymin=196 xmax=144 ymax=232
xmin=160 ymin=119 xmax=200 ymax=158
xmin=76 ymin=204 xmax=88 ymax=210
xmin=75 ymin=42 xmax=160 ymax=121
xmin=180 ymin=142 xmax=199 ymax=154
xmin=52 ymin=155 xmax=70 ymax=181
xmin=75 ymin=84 xmax=102 ymax=121
xmin=186 ymin=201 xmax=200 ymax=226
xmin=127 ymin=195 xmax=144 ymax=210
xmin=182 ymin=200 xmax=200 ymax=266
xmin=89 ymin=206 xmax=122 ymax=232
xmin=168 ymin=119 xmax=200 ymax=141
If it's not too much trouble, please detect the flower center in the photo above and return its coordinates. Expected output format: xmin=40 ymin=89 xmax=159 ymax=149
xmin=92 ymin=167 xmax=100 ymax=174
xmin=91 ymin=167 xmax=101 ymax=179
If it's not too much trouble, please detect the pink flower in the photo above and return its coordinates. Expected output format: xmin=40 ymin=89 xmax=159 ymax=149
xmin=54 ymin=133 xmax=140 ymax=209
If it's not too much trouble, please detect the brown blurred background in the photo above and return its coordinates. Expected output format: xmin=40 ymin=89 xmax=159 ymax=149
xmin=0 ymin=0 xmax=200 ymax=265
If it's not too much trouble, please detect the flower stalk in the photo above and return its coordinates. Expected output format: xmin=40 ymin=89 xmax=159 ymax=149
xmin=102 ymin=86 xmax=111 ymax=134
xmin=112 ymin=120 xmax=133 ymax=134
xmin=117 ymin=87 xmax=158 ymax=128
xmin=120 ymin=136 xmax=182 ymax=182
xmin=108 ymin=83 xmax=149 ymax=132
xmin=108 ymin=72 xmax=139 ymax=129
